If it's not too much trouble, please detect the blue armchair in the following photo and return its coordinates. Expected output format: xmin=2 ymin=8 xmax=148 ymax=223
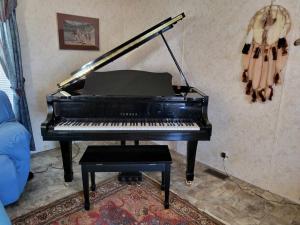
xmin=0 ymin=90 xmax=30 ymax=206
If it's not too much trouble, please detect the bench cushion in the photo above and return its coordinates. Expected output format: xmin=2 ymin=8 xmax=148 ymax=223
xmin=79 ymin=145 xmax=172 ymax=165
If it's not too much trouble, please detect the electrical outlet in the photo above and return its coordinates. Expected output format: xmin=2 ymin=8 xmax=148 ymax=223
xmin=220 ymin=152 xmax=228 ymax=159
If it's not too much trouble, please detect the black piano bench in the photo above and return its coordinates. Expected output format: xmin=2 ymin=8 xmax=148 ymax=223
xmin=79 ymin=145 xmax=172 ymax=210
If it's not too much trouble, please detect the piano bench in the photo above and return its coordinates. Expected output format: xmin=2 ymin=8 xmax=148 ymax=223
xmin=79 ymin=145 xmax=172 ymax=210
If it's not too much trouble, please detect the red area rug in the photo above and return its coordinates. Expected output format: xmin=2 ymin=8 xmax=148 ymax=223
xmin=13 ymin=176 xmax=222 ymax=225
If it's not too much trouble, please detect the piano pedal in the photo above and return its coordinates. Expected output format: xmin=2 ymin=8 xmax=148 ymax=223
xmin=118 ymin=172 xmax=143 ymax=184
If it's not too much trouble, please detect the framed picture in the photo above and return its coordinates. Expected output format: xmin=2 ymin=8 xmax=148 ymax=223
xmin=57 ymin=13 xmax=99 ymax=50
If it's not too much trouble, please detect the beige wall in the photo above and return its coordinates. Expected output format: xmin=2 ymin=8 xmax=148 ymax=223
xmin=17 ymin=0 xmax=300 ymax=203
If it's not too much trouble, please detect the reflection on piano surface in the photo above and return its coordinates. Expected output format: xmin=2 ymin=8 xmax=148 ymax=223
xmin=41 ymin=13 xmax=212 ymax=184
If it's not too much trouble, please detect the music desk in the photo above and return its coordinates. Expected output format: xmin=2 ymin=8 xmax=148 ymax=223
xmin=79 ymin=145 xmax=172 ymax=210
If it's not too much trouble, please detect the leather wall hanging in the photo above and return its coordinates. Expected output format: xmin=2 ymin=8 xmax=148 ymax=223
xmin=241 ymin=4 xmax=291 ymax=102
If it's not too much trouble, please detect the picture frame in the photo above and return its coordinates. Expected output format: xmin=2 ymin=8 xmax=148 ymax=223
xmin=57 ymin=13 xmax=99 ymax=50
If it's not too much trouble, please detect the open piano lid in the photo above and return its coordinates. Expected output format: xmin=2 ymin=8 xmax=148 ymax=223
xmin=57 ymin=13 xmax=185 ymax=91
xmin=82 ymin=70 xmax=175 ymax=96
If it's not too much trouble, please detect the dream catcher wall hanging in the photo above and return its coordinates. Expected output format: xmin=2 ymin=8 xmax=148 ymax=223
xmin=241 ymin=3 xmax=291 ymax=102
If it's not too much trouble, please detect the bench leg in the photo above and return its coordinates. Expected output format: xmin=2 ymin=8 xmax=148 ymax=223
xmin=164 ymin=165 xmax=170 ymax=209
xmin=81 ymin=167 xmax=90 ymax=210
xmin=90 ymin=172 xmax=96 ymax=191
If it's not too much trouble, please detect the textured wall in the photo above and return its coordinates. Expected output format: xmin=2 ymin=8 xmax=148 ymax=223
xmin=17 ymin=0 xmax=300 ymax=203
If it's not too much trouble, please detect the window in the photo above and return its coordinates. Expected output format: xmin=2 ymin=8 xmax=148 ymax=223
xmin=0 ymin=64 xmax=14 ymax=105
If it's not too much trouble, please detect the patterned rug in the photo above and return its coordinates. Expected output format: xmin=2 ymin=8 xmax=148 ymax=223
xmin=12 ymin=176 xmax=222 ymax=225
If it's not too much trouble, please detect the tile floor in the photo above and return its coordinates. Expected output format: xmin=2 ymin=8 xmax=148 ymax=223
xmin=6 ymin=141 xmax=300 ymax=225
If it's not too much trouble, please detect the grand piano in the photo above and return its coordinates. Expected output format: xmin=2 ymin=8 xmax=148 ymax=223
xmin=41 ymin=13 xmax=212 ymax=184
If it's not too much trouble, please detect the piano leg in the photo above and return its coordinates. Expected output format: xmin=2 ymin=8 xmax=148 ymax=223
xmin=186 ymin=141 xmax=198 ymax=184
xmin=60 ymin=141 xmax=73 ymax=182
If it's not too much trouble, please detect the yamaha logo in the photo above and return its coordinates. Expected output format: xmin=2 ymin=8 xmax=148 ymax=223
xmin=120 ymin=112 xmax=138 ymax=117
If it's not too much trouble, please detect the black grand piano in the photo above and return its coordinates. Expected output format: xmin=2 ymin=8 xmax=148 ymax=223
xmin=41 ymin=13 xmax=212 ymax=184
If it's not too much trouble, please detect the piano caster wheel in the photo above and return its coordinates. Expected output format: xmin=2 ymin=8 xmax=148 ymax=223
xmin=185 ymin=180 xmax=193 ymax=186
xmin=64 ymin=182 xmax=70 ymax=187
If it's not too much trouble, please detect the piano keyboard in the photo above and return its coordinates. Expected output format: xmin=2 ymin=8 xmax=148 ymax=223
xmin=54 ymin=119 xmax=200 ymax=131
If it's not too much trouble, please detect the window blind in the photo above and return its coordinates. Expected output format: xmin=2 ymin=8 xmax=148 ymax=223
xmin=0 ymin=65 xmax=14 ymax=104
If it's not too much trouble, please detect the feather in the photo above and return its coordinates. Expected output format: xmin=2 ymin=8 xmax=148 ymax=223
xmin=258 ymin=48 xmax=269 ymax=98
xmin=267 ymin=46 xmax=276 ymax=86
xmin=278 ymin=37 xmax=287 ymax=49
xmin=258 ymin=89 xmax=266 ymax=102
xmin=265 ymin=85 xmax=273 ymax=101
xmin=272 ymin=47 xmax=277 ymax=60
xmin=275 ymin=47 xmax=288 ymax=84
xmin=278 ymin=26 xmax=289 ymax=55
xmin=242 ymin=29 xmax=253 ymax=54
xmin=241 ymin=44 xmax=253 ymax=82
xmin=269 ymin=86 xmax=273 ymax=100
xmin=275 ymin=48 xmax=282 ymax=73
xmin=248 ymin=44 xmax=257 ymax=82
xmin=274 ymin=73 xmax=280 ymax=84
xmin=253 ymin=47 xmax=261 ymax=58
xmin=242 ymin=44 xmax=251 ymax=54
xmin=242 ymin=70 xmax=248 ymax=83
xmin=246 ymin=80 xmax=252 ymax=95
xmin=252 ymin=91 xmax=257 ymax=102
xmin=252 ymin=46 xmax=263 ymax=90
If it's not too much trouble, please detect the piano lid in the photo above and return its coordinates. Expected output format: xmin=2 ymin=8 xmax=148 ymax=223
xmin=57 ymin=13 xmax=185 ymax=89
xmin=82 ymin=70 xmax=175 ymax=96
